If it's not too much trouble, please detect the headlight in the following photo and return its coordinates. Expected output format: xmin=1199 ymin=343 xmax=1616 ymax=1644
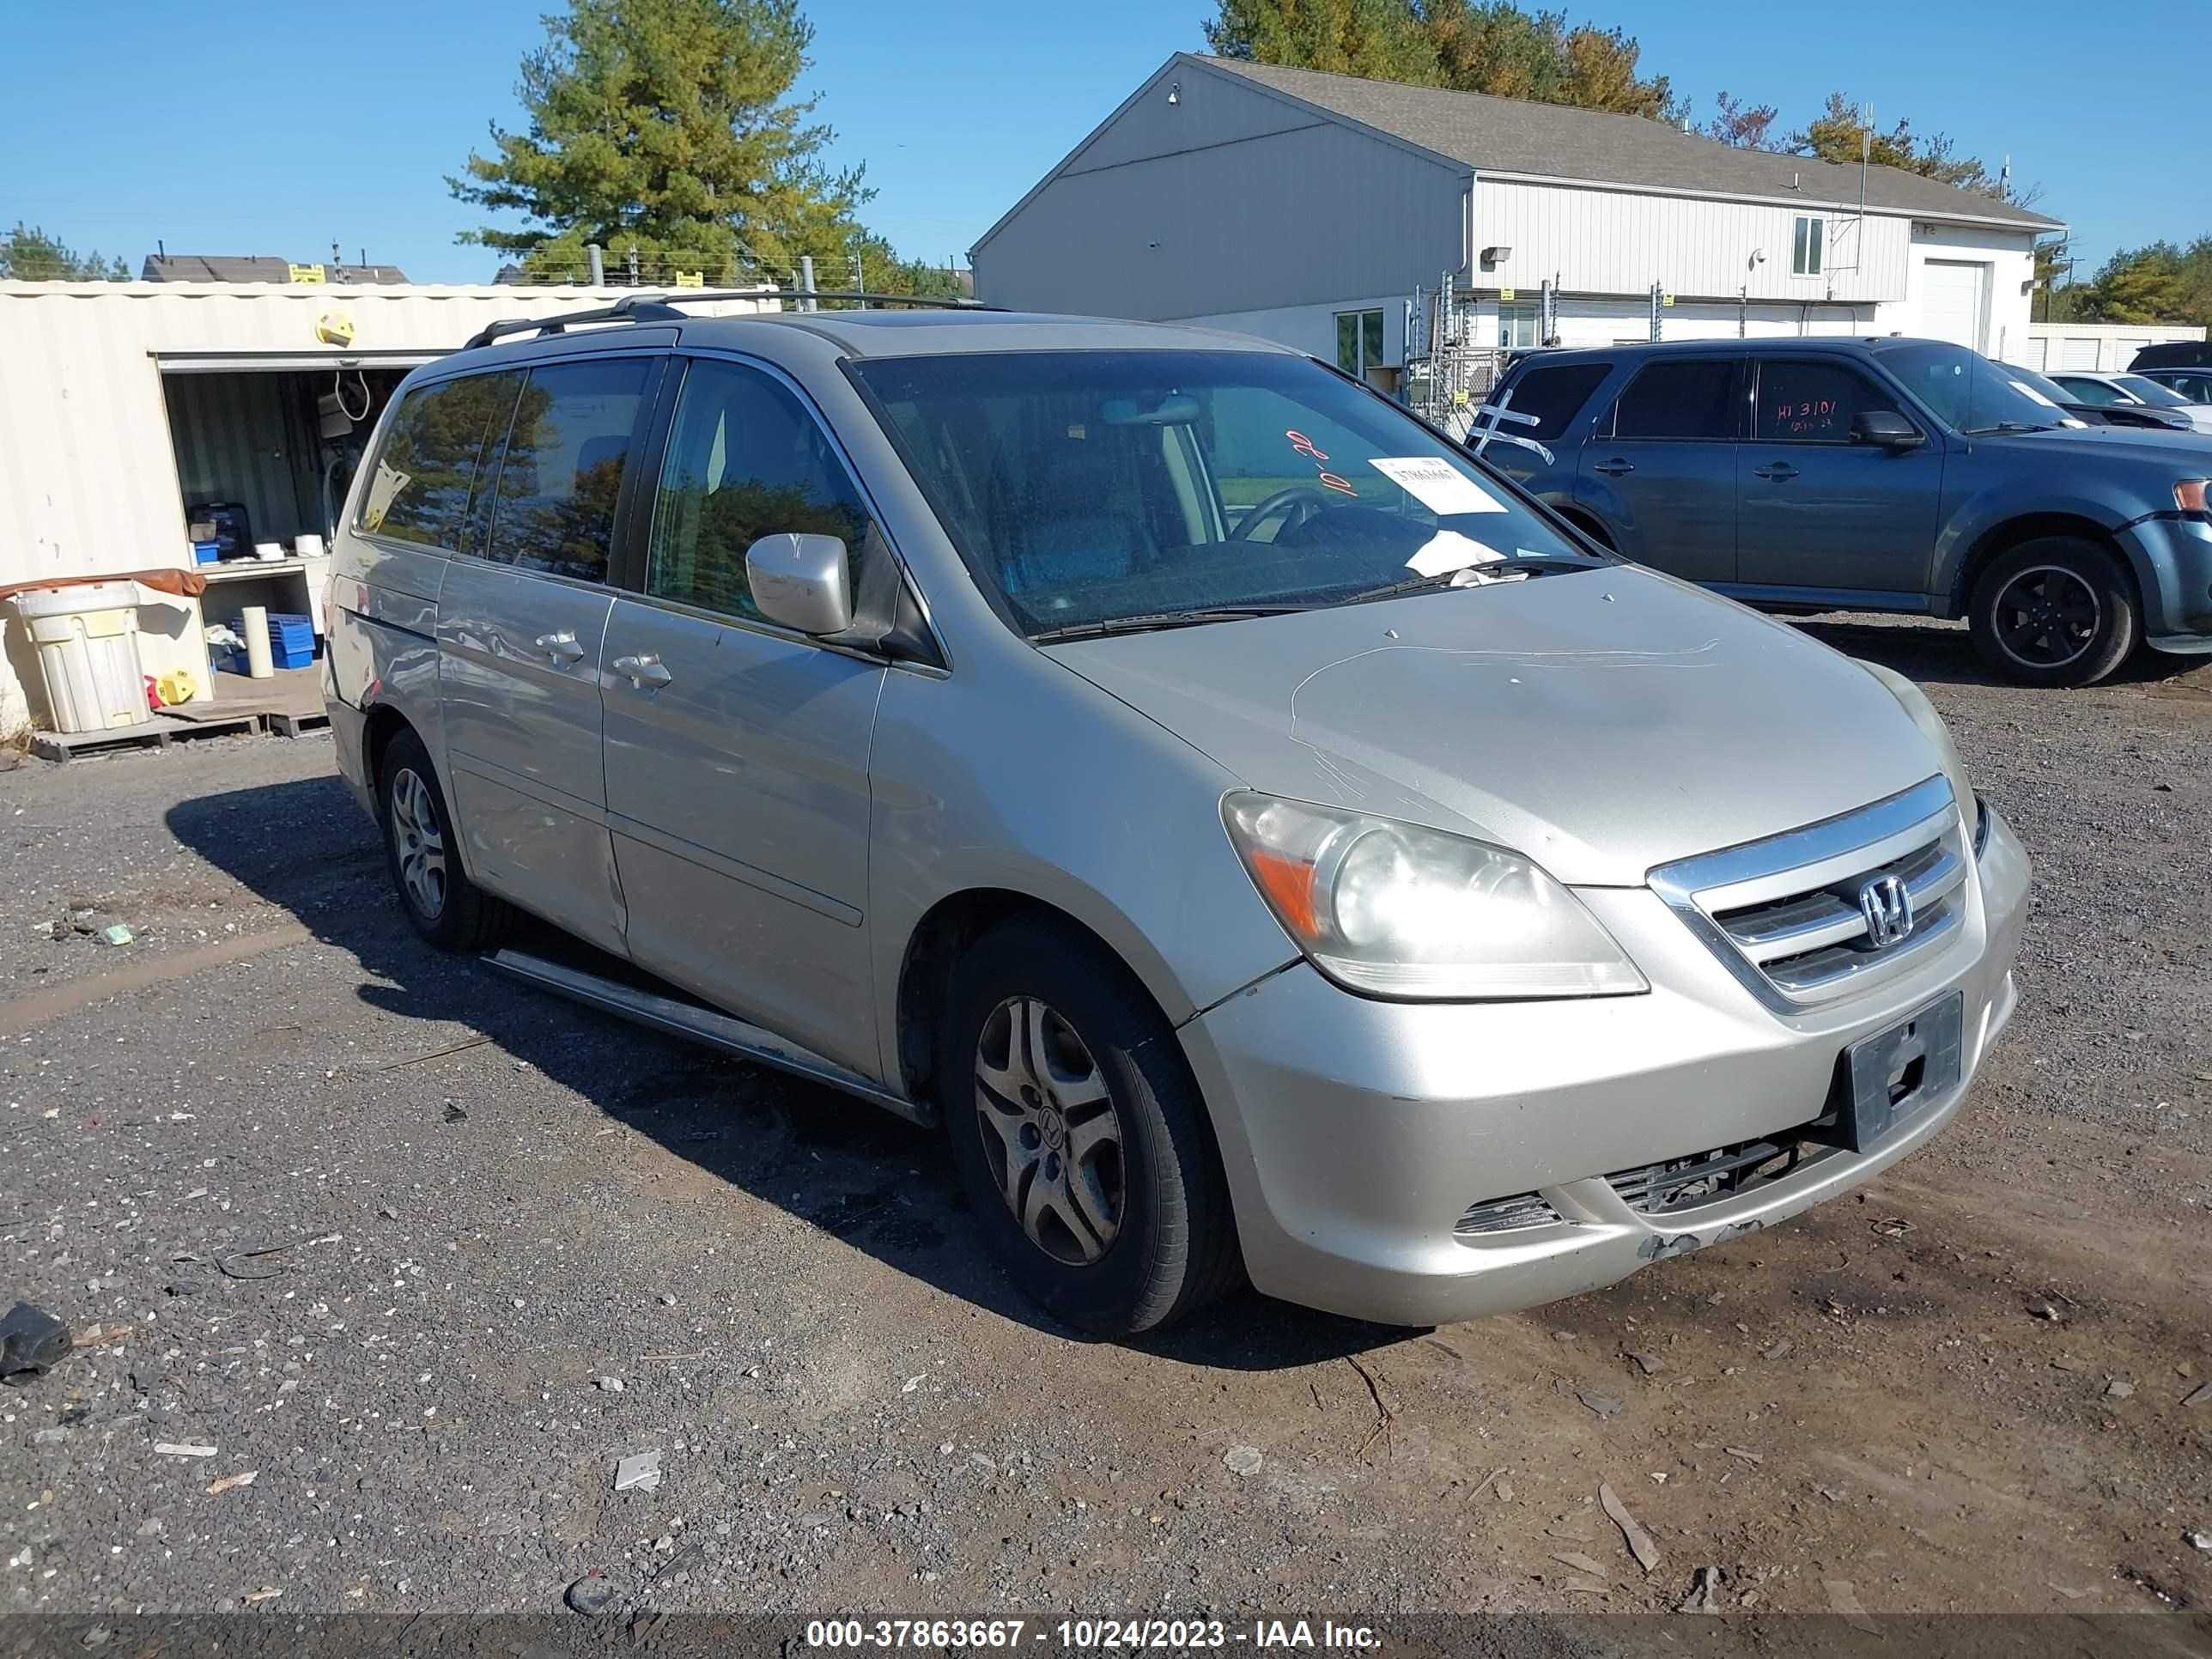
xmin=1220 ymin=793 xmax=1646 ymax=1000
xmin=1857 ymin=660 xmax=1974 ymax=846
xmin=2177 ymin=480 xmax=2209 ymax=514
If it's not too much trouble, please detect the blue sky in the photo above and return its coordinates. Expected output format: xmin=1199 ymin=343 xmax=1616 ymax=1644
xmin=0 ymin=0 xmax=2191 ymax=285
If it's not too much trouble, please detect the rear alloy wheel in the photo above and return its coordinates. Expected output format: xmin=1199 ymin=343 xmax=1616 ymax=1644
xmin=379 ymin=729 xmax=511 ymax=951
xmin=940 ymin=919 xmax=1241 ymax=1335
xmin=1968 ymin=537 xmax=2137 ymax=688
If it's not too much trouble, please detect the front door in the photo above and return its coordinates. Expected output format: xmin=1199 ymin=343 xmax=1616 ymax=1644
xmin=436 ymin=355 xmax=658 ymax=954
xmin=1574 ymin=356 xmax=1742 ymax=584
xmin=1735 ymin=357 xmax=1945 ymax=602
xmin=600 ymin=356 xmax=888 ymax=1079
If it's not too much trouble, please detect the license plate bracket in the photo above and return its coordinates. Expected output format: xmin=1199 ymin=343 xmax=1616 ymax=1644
xmin=1810 ymin=992 xmax=1965 ymax=1154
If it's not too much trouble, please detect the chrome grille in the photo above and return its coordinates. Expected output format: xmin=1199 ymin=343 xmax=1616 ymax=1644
xmin=1650 ymin=776 xmax=1968 ymax=1011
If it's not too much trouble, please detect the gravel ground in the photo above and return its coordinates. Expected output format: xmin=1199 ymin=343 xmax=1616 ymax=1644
xmin=2 ymin=616 xmax=2209 ymax=1630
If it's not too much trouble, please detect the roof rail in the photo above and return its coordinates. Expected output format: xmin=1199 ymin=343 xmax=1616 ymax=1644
xmin=459 ymin=287 xmax=996 ymax=351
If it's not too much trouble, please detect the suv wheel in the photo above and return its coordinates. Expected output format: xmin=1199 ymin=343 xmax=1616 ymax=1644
xmin=379 ymin=729 xmax=511 ymax=951
xmin=939 ymin=919 xmax=1241 ymax=1335
xmin=1968 ymin=537 xmax=2138 ymax=688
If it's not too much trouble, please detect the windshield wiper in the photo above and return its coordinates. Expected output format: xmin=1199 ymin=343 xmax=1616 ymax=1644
xmin=1340 ymin=556 xmax=1602 ymax=607
xmin=1029 ymin=605 xmax=1308 ymax=644
xmin=1964 ymin=421 xmax=2057 ymax=435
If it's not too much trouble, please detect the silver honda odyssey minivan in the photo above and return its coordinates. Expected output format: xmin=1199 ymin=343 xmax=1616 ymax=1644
xmin=325 ymin=299 xmax=2030 ymax=1334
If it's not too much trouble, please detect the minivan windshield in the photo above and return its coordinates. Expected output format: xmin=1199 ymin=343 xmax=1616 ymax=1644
xmin=1870 ymin=339 xmax=2073 ymax=434
xmin=849 ymin=350 xmax=1604 ymax=640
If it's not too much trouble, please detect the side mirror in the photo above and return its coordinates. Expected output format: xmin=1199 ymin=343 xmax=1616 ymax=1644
xmin=1853 ymin=409 xmax=1925 ymax=451
xmin=745 ymin=533 xmax=853 ymax=635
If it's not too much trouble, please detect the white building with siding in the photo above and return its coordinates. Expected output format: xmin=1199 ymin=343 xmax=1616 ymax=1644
xmin=974 ymin=54 xmax=2062 ymax=380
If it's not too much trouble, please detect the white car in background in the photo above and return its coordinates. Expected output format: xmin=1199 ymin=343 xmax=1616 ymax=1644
xmin=2050 ymin=370 xmax=2212 ymax=434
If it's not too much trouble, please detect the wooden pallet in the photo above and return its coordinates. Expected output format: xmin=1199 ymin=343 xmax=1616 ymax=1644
xmin=266 ymin=706 xmax=331 ymax=738
xmin=30 ymin=711 xmax=262 ymax=763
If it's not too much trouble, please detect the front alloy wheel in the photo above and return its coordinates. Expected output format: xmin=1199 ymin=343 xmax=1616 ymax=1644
xmin=939 ymin=919 xmax=1241 ymax=1335
xmin=974 ymin=996 xmax=1127 ymax=1265
xmin=1968 ymin=536 xmax=2137 ymax=688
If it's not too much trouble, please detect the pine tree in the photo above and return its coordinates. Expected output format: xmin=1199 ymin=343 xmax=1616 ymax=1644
xmin=449 ymin=0 xmax=871 ymax=285
xmin=0 ymin=223 xmax=129 ymax=281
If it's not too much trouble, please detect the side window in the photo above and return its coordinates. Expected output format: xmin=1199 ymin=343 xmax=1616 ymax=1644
xmin=1498 ymin=362 xmax=1612 ymax=438
xmin=1754 ymin=361 xmax=1900 ymax=442
xmin=646 ymin=359 xmax=873 ymax=622
xmin=1334 ymin=309 xmax=1385 ymax=377
xmin=2056 ymin=376 xmax=2122 ymax=406
xmin=1611 ymin=359 xmax=1741 ymax=441
xmin=485 ymin=358 xmax=652 ymax=581
xmin=358 ymin=373 xmax=520 ymax=549
xmin=1792 ymin=215 xmax=1825 ymax=276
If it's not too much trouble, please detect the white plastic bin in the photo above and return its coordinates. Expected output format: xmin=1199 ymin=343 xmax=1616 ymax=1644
xmin=11 ymin=583 xmax=145 ymax=733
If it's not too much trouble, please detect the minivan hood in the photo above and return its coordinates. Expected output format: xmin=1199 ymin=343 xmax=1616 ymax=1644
xmin=1044 ymin=568 xmax=1941 ymax=887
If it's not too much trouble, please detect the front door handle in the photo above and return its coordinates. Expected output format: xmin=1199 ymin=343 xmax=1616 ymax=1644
xmin=1591 ymin=458 xmax=1636 ymax=477
xmin=534 ymin=630 xmax=585 ymax=665
xmin=611 ymin=653 xmax=673 ymax=689
xmin=1753 ymin=462 xmax=1800 ymax=482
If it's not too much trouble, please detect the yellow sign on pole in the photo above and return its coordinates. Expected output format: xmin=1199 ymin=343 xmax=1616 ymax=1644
xmin=673 ymin=270 xmax=704 ymax=289
xmin=288 ymin=263 xmax=326 ymax=284
xmin=1498 ymin=287 xmax=1516 ymax=301
xmin=1662 ymin=292 xmax=1676 ymax=307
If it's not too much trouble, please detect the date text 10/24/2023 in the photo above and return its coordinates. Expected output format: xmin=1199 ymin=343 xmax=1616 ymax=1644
xmin=805 ymin=1619 xmax=1383 ymax=1650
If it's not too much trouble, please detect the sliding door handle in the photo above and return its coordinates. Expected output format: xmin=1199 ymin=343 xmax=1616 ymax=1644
xmin=611 ymin=653 xmax=673 ymax=689
xmin=533 ymin=630 xmax=585 ymax=665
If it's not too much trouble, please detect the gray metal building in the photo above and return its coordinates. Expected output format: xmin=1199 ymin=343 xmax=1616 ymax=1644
xmin=973 ymin=54 xmax=2060 ymax=387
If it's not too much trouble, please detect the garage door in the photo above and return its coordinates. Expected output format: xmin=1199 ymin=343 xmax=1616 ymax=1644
xmin=1921 ymin=260 xmax=1991 ymax=352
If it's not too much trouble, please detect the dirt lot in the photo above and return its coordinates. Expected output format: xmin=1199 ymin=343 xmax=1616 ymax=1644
xmin=3 ymin=616 xmax=2210 ymax=1632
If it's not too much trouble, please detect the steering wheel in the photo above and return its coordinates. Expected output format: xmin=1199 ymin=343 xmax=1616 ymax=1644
xmin=1229 ymin=484 xmax=1336 ymax=543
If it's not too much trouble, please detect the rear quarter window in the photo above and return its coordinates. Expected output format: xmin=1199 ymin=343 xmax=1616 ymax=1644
xmin=1495 ymin=362 xmax=1613 ymax=439
xmin=358 ymin=373 xmax=521 ymax=550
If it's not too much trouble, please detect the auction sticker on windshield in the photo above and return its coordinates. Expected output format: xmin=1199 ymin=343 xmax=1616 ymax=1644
xmin=1369 ymin=456 xmax=1505 ymax=515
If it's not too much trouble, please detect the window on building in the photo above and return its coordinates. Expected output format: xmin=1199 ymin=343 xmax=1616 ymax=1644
xmin=1497 ymin=362 xmax=1613 ymax=437
xmin=1610 ymin=359 xmax=1742 ymax=441
xmin=357 ymin=372 xmax=522 ymax=550
xmin=1754 ymin=359 xmax=1905 ymax=443
xmin=1792 ymin=216 xmax=1826 ymax=276
xmin=1334 ymin=309 xmax=1386 ymax=376
xmin=647 ymin=359 xmax=873 ymax=621
xmin=483 ymin=358 xmax=653 ymax=582
xmin=1497 ymin=302 xmax=1540 ymax=350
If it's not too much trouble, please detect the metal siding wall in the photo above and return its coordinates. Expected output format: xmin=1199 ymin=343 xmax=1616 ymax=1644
xmin=2013 ymin=322 xmax=2205 ymax=371
xmin=975 ymin=122 xmax=1465 ymax=319
xmin=1473 ymin=179 xmax=1911 ymax=304
xmin=1063 ymin=67 xmax=1320 ymax=173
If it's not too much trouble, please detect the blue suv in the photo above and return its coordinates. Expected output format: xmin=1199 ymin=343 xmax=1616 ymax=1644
xmin=1480 ymin=337 xmax=2212 ymax=686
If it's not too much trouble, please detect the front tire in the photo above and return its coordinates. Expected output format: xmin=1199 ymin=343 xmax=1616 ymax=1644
xmin=379 ymin=729 xmax=510 ymax=951
xmin=939 ymin=919 xmax=1241 ymax=1335
xmin=1968 ymin=537 xmax=2138 ymax=687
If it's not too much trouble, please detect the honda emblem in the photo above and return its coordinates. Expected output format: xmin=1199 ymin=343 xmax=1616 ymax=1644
xmin=1858 ymin=872 xmax=1915 ymax=949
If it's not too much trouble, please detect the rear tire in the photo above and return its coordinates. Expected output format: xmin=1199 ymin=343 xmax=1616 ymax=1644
xmin=1967 ymin=537 xmax=2137 ymax=687
xmin=379 ymin=729 xmax=511 ymax=951
xmin=939 ymin=918 xmax=1241 ymax=1336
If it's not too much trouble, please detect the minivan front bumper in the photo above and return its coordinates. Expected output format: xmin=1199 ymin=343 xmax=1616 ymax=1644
xmin=1180 ymin=805 xmax=2029 ymax=1327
